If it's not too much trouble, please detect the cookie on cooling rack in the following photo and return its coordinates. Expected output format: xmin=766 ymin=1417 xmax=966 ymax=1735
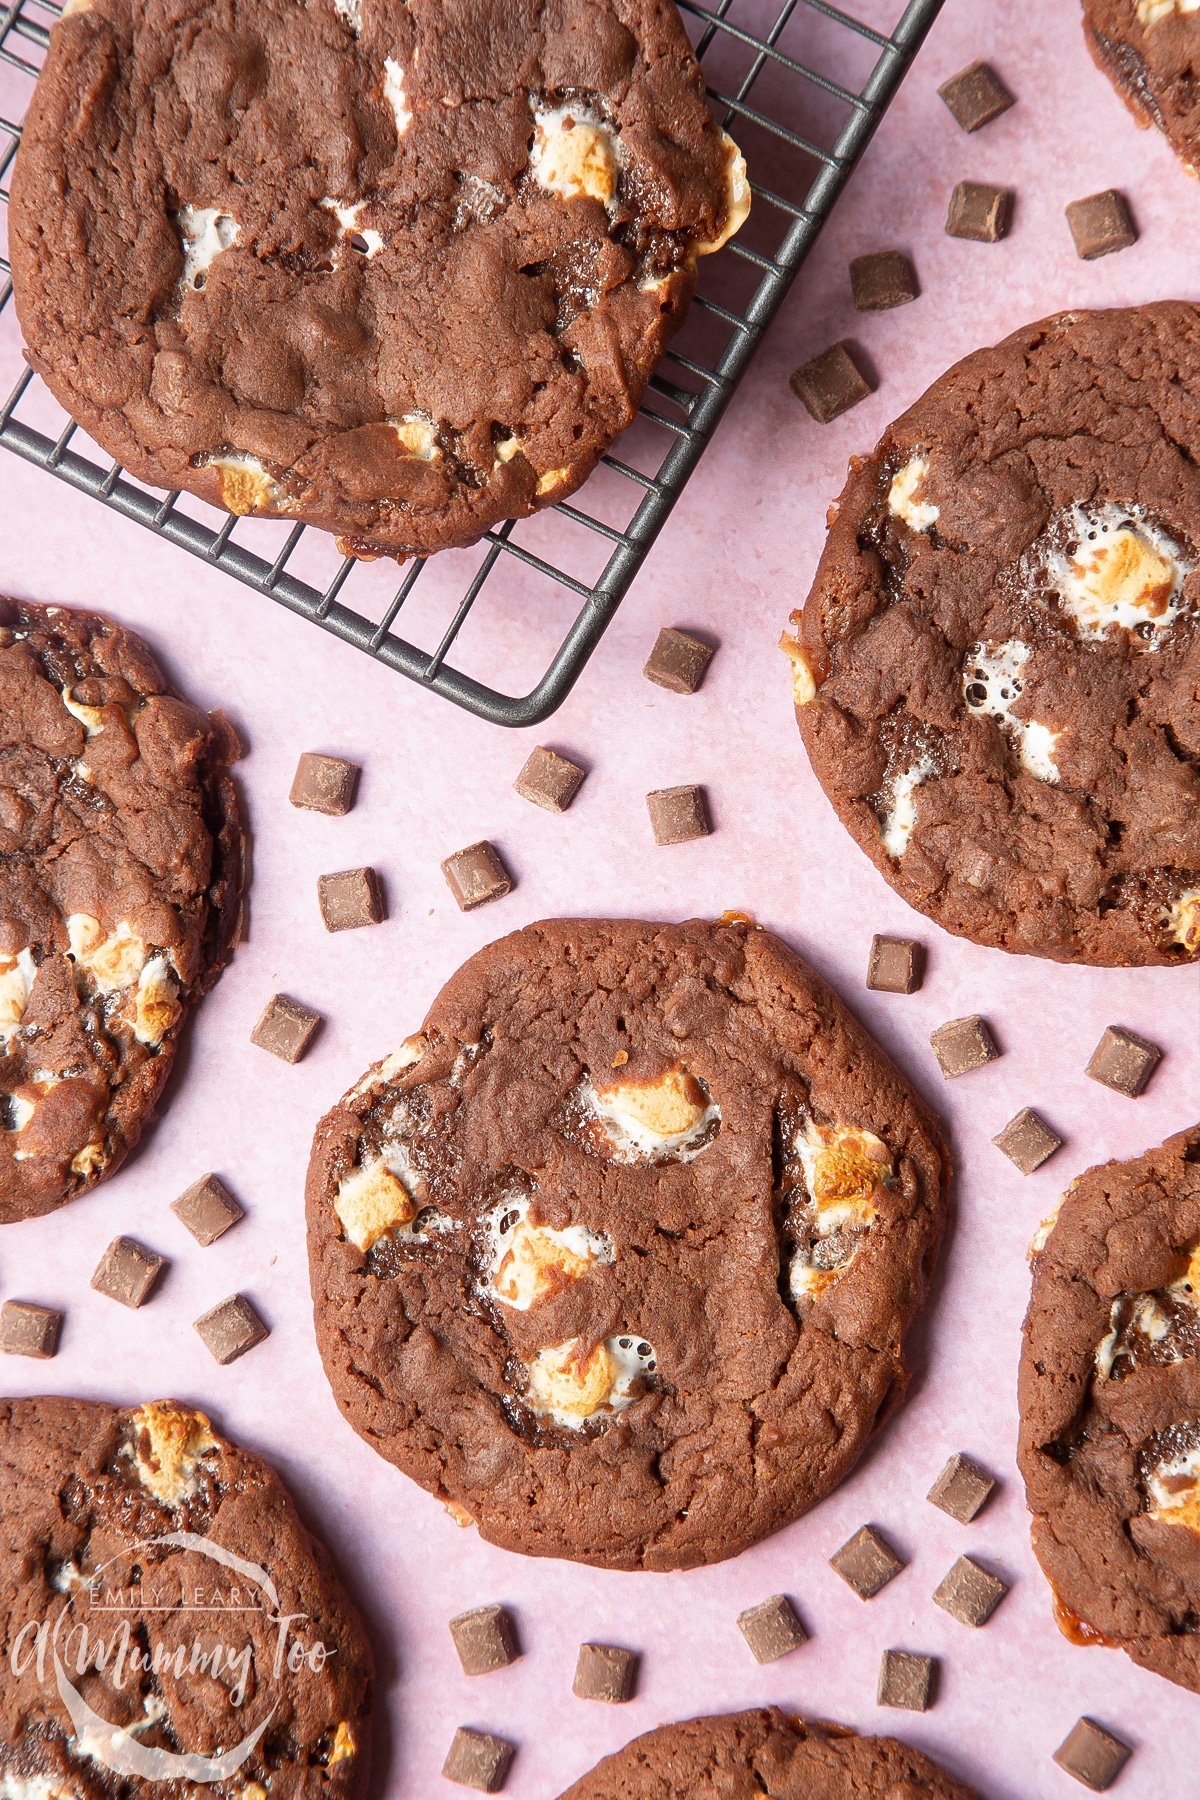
xmin=784 ymin=302 xmax=1200 ymax=966
xmin=1019 ymin=1125 xmax=1200 ymax=1693
xmin=9 ymin=0 xmax=747 ymax=562
xmin=0 ymin=598 xmax=243 ymax=1222
xmin=1083 ymin=0 xmax=1200 ymax=173
xmin=306 ymin=916 xmax=949 ymax=1571
xmin=556 ymin=1708 xmax=981 ymax=1799
xmin=0 ymin=1396 xmax=372 ymax=1793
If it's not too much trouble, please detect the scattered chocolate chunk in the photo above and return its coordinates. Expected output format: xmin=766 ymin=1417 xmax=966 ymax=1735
xmin=251 ymin=993 xmax=323 ymax=1063
xmin=945 ymin=180 xmax=1011 ymax=243
xmin=850 ymin=250 xmax=918 ymax=312
xmin=449 ymin=1605 xmax=520 ymax=1677
xmin=514 ymin=746 xmax=586 ymax=814
xmin=933 ymin=1553 xmax=1009 ymax=1627
xmin=0 ymin=1299 xmax=62 ymax=1358
xmin=193 ymin=1292 xmax=269 ymax=1365
xmin=171 ymin=1174 xmax=245 ymax=1246
xmin=930 ymin=1014 xmax=1000 ymax=1078
xmin=442 ymin=840 xmax=514 ymax=911
xmin=993 ymin=1108 xmax=1062 ymax=1175
xmin=938 ymin=60 xmax=1014 ymax=132
xmin=1053 ymin=1718 xmax=1132 ymax=1792
xmin=572 ymin=1641 xmax=639 ymax=1703
xmin=318 ymin=866 xmax=385 ymax=932
xmin=646 ymin=784 xmax=711 ymax=846
xmin=877 ymin=1648 xmax=938 ymax=1712
xmin=1086 ymin=1025 xmax=1162 ymax=1097
xmin=1066 ymin=190 xmax=1136 ymax=262
xmin=927 ymin=1452 xmax=996 ymax=1524
xmin=737 ymin=1593 xmax=807 ymax=1664
xmin=866 ymin=934 xmax=924 ymax=994
xmin=829 ymin=1524 xmax=905 ymax=1599
xmin=91 ymin=1236 xmax=167 ymax=1309
xmin=643 ymin=626 xmax=717 ymax=694
xmin=443 ymin=1726 xmax=515 ymax=1793
xmin=790 ymin=342 xmax=872 ymax=423
xmin=289 ymin=750 xmax=360 ymax=816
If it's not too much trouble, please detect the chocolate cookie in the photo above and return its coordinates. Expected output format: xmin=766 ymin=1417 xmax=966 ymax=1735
xmin=784 ymin=303 xmax=1200 ymax=966
xmin=0 ymin=1396 xmax=373 ymax=1794
xmin=1019 ymin=1125 xmax=1200 ymax=1692
xmin=1083 ymin=1 xmax=1200 ymax=173
xmin=0 ymin=599 xmax=243 ymax=1223
xmin=556 ymin=1707 xmax=981 ymax=1799
xmin=10 ymin=0 xmax=747 ymax=560
xmin=306 ymin=917 xmax=949 ymax=1570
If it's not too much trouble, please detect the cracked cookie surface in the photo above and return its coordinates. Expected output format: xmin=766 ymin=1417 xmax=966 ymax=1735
xmin=305 ymin=917 xmax=949 ymax=1570
xmin=1083 ymin=1 xmax=1200 ymax=173
xmin=1019 ymin=1125 xmax=1200 ymax=1693
xmin=556 ymin=1707 xmax=981 ymax=1798
xmin=10 ymin=0 xmax=746 ymax=559
xmin=0 ymin=599 xmax=243 ymax=1223
xmin=785 ymin=303 xmax=1200 ymax=966
xmin=0 ymin=1396 xmax=373 ymax=1796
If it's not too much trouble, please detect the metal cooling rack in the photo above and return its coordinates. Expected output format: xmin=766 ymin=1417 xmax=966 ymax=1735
xmin=0 ymin=0 xmax=943 ymax=725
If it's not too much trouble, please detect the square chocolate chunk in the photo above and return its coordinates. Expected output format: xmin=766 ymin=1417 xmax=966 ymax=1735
xmin=877 ymin=1649 xmax=938 ymax=1712
xmin=993 ymin=1108 xmax=1062 ymax=1175
xmin=1 ymin=1299 xmax=62 ymax=1359
xmin=514 ymin=746 xmax=587 ymax=813
xmin=646 ymin=784 xmax=711 ymax=846
xmin=790 ymin=343 xmax=872 ymax=423
xmin=442 ymin=841 xmax=514 ymax=911
xmin=946 ymin=181 xmax=1011 ymax=243
xmin=91 ymin=1237 xmax=167 ymax=1309
xmin=930 ymin=1014 xmax=1000 ymax=1078
xmin=318 ymin=866 xmax=385 ymax=932
xmin=933 ymin=1554 xmax=1008 ymax=1627
xmin=643 ymin=626 xmax=717 ymax=694
xmin=1086 ymin=1025 xmax=1161 ymax=1097
xmin=850 ymin=250 xmax=918 ymax=312
xmin=171 ymin=1174 xmax=245 ymax=1246
xmin=938 ymin=61 xmax=1014 ymax=132
xmin=737 ymin=1594 xmax=807 ymax=1664
xmin=572 ymin=1642 xmax=638 ymax=1703
xmin=251 ymin=994 xmax=323 ymax=1063
xmin=443 ymin=1727 xmax=514 ymax=1793
xmin=449 ymin=1605 xmax=520 ymax=1676
xmin=927 ymin=1452 xmax=996 ymax=1524
xmin=289 ymin=751 xmax=360 ymax=816
xmin=829 ymin=1524 xmax=905 ymax=1599
xmin=194 ymin=1293 xmax=269 ymax=1365
xmin=1066 ymin=190 xmax=1136 ymax=262
xmin=866 ymin=934 xmax=924 ymax=994
xmin=1053 ymin=1718 xmax=1132 ymax=1792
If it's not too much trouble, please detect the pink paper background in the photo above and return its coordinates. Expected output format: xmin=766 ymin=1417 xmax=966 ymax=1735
xmin=1 ymin=0 xmax=1199 ymax=1793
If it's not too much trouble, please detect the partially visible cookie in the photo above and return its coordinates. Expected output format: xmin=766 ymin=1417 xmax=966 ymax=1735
xmin=1083 ymin=1 xmax=1200 ymax=173
xmin=556 ymin=1707 xmax=981 ymax=1798
xmin=0 ymin=1396 xmax=373 ymax=1793
xmin=1019 ymin=1125 xmax=1200 ymax=1692
xmin=0 ymin=599 xmax=243 ymax=1221
xmin=785 ymin=302 xmax=1200 ymax=966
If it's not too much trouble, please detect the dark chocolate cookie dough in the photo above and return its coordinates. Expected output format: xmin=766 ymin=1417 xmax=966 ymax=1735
xmin=10 ymin=0 xmax=747 ymax=560
xmin=0 ymin=1396 xmax=373 ymax=1795
xmin=1083 ymin=0 xmax=1200 ymax=173
xmin=785 ymin=303 xmax=1200 ymax=966
xmin=306 ymin=917 xmax=949 ymax=1570
xmin=556 ymin=1708 xmax=982 ymax=1799
xmin=1019 ymin=1125 xmax=1200 ymax=1692
xmin=0 ymin=600 xmax=242 ymax=1223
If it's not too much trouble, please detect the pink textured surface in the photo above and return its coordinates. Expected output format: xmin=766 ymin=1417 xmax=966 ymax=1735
xmin=1 ymin=0 xmax=1199 ymax=1794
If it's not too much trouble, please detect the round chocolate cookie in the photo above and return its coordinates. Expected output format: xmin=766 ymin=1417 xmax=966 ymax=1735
xmin=785 ymin=303 xmax=1200 ymax=966
xmin=306 ymin=917 xmax=949 ymax=1570
xmin=556 ymin=1708 xmax=981 ymax=1799
xmin=0 ymin=1396 xmax=373 ymax=1794
xmin=1083 ymin=1 xmax=1200 ymax=174
xmin=1019 ymin=1125 xmax=1200 ymax=1692
xmin=10 ymin=0 xmax=747 ymax=560
xmin=0 ymin=599 xmax=243 ymax=1223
